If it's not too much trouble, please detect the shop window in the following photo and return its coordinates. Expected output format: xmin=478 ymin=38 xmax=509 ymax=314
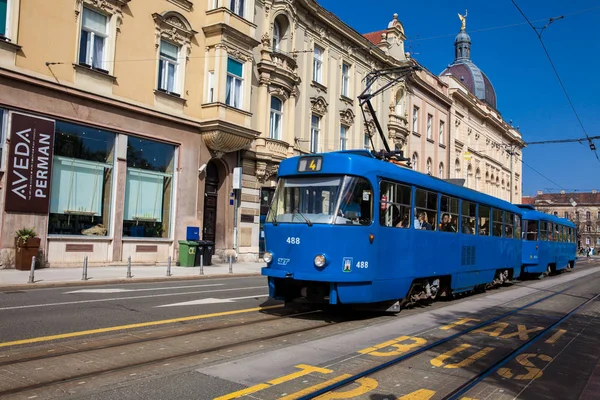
xmin=123 ymin=137 xmax=175 ymax=238
xmin=48 ymin=121 xmax=115 ymax=236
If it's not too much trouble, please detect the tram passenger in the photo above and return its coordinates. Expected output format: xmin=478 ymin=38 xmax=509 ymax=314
xmin=419 ymin=212 xmax=433 ymax=230
xmin=463 ymin=219 xmax=474 ymax=234
xmin=440 ymin=213 xmax=456 ymax=232
xmin=480 ymin=220 xmax=489 ymax=235
xmin=413 ymin=208 xmax=422 ymax=229
xmin=339 ymin=190 xmax=361 ymax=220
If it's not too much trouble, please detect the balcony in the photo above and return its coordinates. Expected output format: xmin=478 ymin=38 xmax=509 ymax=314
xmin=257 ymin=48 xmax=301 ymax=95
xmin=387 ymin=111 xmax=409 ymax=147
xmin=254 ymin=137 xmax=291 ymax=182
xmin=200 ymin=111 xmax=260 ymax=155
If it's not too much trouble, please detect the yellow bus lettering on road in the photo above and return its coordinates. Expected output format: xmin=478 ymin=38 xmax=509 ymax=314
xmin=431 ymin=344 xmax=494 ymax=369
xmin=359 ymin=336 xmax=426 ymax=357
xmin=497 ymin=354 xmax=553 ymax=380
xmin=472 ymin=322 xmax=508 ymax=337
xmin=215 ymin=364 xmax=333 ymax=400
xmin=440 ymin=318 xmax=481 ymax=331
xmin=500 ymin=324 xmax=543 ymax=341
xmin=314 ymin=378 xmax=378 ymax=399
xmin=545 ymin=329 xmax=567 ymax=344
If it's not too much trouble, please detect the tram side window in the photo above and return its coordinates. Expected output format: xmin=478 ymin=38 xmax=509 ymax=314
xmin=548 ymin=222 xmax=554 ymax=241
xmin=461 ymin=201 xmax=476 ymax=234
xmin=525 ymin=220 xmax=538 ymax=240
xmin=379 ymin=180 xmax=411 ymax=228
xmin=556 ymin=224 xmax=561 ymax=242
xmin=492 ymin=209 xmax=503 ymax=237
xmin=505 ymin=212 xmax=515 ymax=238
xmin=440 ymin=195 xmax=459 ymax=233
xmin=414 ymin=189 xmax=437 ymax=231
xmin=540 ymin=221 xmax=548 ymax=241
xmin=515 ymin=215 xmax=522 ymax=239
xmin=479 ymin=205 xmax=490 ymax=236
xmin=337 ymin=176 xmax=373 ymax=225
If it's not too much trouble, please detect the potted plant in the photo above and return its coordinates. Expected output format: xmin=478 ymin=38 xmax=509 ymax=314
xmin=14 ymin=228 xmax=41 ymax=271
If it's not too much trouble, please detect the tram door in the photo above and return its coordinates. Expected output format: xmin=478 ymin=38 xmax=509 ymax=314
xmin=259 ymin=188 xmax=275 ymax=257
xmin=203 ymin=162 xmax=219 ymax=254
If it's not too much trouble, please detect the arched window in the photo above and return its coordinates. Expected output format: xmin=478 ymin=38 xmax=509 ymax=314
xmin=586 ymin=211 xmax=591 ymax=220
xmin=466 ymin=164 xmax=473 ymax=188
xmin=412 ymin=152 xmax=418 ymax=171
xmin=269 ymin=96 xmax=283 ymax=140
xmin=426 ymin=158 xmax=432 ymax=175
xmin=439 ymin=162 xmax=444 ymax=178
xmin=273 ymin=20 xmax=281 ymax=51
xmin=455 ymin=159 xmax=461 ymax=179
xmin=475 ymin=168 xmax=481 ymax=191
xmin=395 ymin=89 xmax=404 ymax=116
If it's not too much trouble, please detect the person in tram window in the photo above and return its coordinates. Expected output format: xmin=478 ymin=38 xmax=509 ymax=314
xmin=440 ymin=213 xmax=455 ymax=232
xmin=419 ymin=212 xmax=433 ymax=230
xmin=339 ymin=190 xmax=361 ymax=221
xmin=413 ymin=208 xmax=422 ymax=229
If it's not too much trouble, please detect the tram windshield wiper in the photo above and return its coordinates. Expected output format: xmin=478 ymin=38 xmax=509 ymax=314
xmin=293 ymin=210 xmax=313 ymax=227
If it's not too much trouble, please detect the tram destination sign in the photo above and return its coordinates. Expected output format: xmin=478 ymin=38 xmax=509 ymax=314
xmin=298 ymin=156 xmax=322 ymax=172
xmin=5 ymin=112 xmax=55 ymax=214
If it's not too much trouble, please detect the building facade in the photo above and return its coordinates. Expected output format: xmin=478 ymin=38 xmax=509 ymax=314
xmin=0 ymin=1 xmax=526 ymax=267
xmin=0 ymin=0 xmax=261 ymax=267
xmin=526 ymin=190 xmax=600 ymax=251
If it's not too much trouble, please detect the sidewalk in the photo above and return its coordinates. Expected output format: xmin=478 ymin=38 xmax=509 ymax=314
xmin=0 ymin=261 xmax=266 ymax=290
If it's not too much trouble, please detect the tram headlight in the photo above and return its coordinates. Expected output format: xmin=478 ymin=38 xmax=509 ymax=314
xmin=314 ymin=254 xmax=326 ymax=268
xmin=263 ymin=252 xmax=273 ymax=264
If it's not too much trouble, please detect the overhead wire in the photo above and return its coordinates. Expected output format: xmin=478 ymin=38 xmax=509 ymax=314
xmin=510 ymin=0 xmax=600 ymax=162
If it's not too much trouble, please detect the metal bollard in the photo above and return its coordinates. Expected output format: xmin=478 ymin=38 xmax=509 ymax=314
xmin=28 ymin=256 xmax=36 ymax=284
xmin=82 ymin=256 xmax=88 ymax=281
xmin=199 ymin=253 xmax=204 ymax=275
xmin=127 ymin=256 xmax=132 ymax=278
xmin=166 ymin=256 xmax=172 ymax=277
xmin=228 ymin=255 xmax=233 ymax=274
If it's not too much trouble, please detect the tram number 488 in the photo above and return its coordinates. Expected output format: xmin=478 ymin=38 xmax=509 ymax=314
xmin=356 ymin=261 xmax=369 ymax=268
xmin=286 ymin=237 xmax=301 ymax=244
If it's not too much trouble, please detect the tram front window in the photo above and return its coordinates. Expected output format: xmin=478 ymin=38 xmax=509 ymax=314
xmin=266 ymin=175 xmax=372 ymax=225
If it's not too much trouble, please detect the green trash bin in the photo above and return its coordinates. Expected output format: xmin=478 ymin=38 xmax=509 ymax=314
xmin=178 ymin=240 xmax=199 ymax=267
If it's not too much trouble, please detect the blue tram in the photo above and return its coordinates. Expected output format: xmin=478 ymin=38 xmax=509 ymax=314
xmin=518 ymin=205 xmax=577 ymax=276
xmin=261 ymin=150 xmax=525 ymax=311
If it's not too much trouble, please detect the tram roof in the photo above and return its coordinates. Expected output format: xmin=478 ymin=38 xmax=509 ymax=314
xmin=277 ymin=150 xmax=523 ymax=213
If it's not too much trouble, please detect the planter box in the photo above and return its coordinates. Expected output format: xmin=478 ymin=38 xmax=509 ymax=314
xmin=14 ymin=237 xmax=41 ymax=271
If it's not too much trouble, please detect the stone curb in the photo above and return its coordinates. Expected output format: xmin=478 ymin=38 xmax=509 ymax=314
xmin=0 ymin=272 xmax=263 ymax=291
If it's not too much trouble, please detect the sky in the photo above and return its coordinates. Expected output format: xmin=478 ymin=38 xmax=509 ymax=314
xmin=318 ymin=0 xmax=600 ymax=197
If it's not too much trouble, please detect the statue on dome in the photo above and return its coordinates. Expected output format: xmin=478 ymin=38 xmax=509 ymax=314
xmin=458 ymin=10 xmax=468 ymax=31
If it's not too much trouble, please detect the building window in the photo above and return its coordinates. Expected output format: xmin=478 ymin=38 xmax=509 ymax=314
xmin=0 ymin=0 xmax=8 ymax=37
xmin=124 ymin=137 xmax=176 ymax=238
xmin=341 ymin=63 xmax=350 ymax=97
xmin=412 ymin=106 xmax=419 ymax=132
xmin=439 ymin=120 xmax=445 ymax=144
xmin=273 ymin=20 xmax=281 ymax=51
xmin=554 ymin=211 xmax=558 ymax=216
xmin=586 ymin=211 xmax=591 ymax=220
xmin=0 ymin=108 xmax=5 ymax=170
xmin=426 ymin=158 xmax=432 ymax=175
xmin=158 ymin=40 xmax=180 ymax=95
xmin=364 ymin=133 xmax=370 ymax=149
xmin=226 ymin=57 xmax=243 ymax=108
xmin=586 ymin=237 xmax=590 ymax=245
xmin=439 ymin=163 xmax=444 ymax=178
xmin=395 ymin=89 xmax=404 ymax=116
xmin=313 ymin=46 xmax=323 ymax=83
xmin=427 ymin=114 xmax=432 ymax=139
xmin=207 ymin=71 xmax=215 ymax=102
xmin=48 ymin=121 xmax=115 ymax=236
xmin=412 ymin=152 xmax=418 ymax=171
xmin=79 ymin=7 xmax=108 ymax=71
xmin=269 ymin=97 xmax=282 ymax=140
xmin=587 ymin=225 xmax=591 ymax=232
xmin=310 ymin=114 xmax=320 ymax=153
xmin=229 ymin=0 xmax=244 ymax=18
xmin=340 ymin=125 xmax=348 ymax=150
xmin=564 ymin=211 xmax=569 ymax=218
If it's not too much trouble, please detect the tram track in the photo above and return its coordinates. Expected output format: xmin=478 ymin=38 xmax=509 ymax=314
xmin=294 ymin=282 xmax=595 ymax=400
xmin=0 ymin=308 xmax=349 ymax=397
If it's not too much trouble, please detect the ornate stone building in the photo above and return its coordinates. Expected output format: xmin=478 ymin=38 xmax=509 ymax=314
xmin=527 ymin=190 xmax=600 ymax=251
xmin=439 ymin=18 xmax=525 ymax=203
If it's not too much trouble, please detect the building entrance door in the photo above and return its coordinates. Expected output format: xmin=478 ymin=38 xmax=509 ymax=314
xmin=203 ymin=162 xmax=219 ymax=254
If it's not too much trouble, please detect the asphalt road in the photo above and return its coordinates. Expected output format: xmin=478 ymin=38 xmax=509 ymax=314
xmin=0 ymin=276 xmax=271 ymax=342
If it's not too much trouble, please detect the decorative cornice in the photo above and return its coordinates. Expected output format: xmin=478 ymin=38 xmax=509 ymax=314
xmin=310 ymin=95 xmax=328 ymax=116
xmin=200 ymin=119 xmax=260 ymax=153
xmin=75 ymin=0 xmax=130 ymax=34
xmin=153 ymin=12 xmax=197 ymax=60
xmin=167 ymin=0 xmax=193 ymax=12
xmin=339 ymin=108 xmax=355 ymax=127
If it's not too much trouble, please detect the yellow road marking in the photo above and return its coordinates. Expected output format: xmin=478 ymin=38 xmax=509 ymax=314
xmin=279 ymin=374 xmax=352 ymax=400
xmin=0 ymin=305 xmax=282 ymax=348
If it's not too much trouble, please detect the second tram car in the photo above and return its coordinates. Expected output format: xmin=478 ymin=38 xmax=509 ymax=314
xmin=518 ymin=205 xmax=577 ymax=276
xmin=261 ymin=150 xmax=526 ymax=312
